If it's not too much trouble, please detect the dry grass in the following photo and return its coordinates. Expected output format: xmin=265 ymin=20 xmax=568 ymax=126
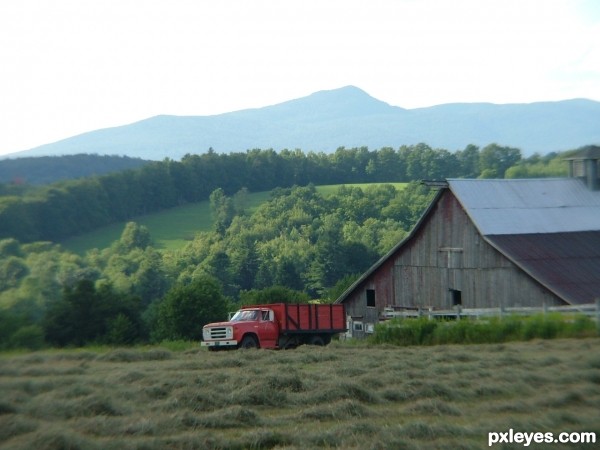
xmin=0 ymin=339 xmax=599 ymax=449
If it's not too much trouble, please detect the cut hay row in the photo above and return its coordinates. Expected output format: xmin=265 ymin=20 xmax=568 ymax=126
xmin=0 ymin=338 xmax=599 ymax=449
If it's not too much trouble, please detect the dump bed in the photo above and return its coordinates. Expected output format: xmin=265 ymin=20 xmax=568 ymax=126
xmin=246 ymin=303 xmax=346 ymax=334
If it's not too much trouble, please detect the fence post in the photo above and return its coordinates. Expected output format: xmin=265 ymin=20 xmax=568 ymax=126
xmin=456 ymin=304 xmax=462 ymax=321
xmin=543 ymin=302 xmax=548 ymax=315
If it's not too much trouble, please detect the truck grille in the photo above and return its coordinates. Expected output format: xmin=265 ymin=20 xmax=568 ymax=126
xmin=206 ymin=327 xmax=230 ymax=340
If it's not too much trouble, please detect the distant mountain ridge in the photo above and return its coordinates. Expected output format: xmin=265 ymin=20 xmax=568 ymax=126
xmin=5 ymin=86 xmax=600 ymax=160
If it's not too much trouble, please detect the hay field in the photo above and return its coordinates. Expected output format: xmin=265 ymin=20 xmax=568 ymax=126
xmin=1 ymin=338 xmax=599 ymax=449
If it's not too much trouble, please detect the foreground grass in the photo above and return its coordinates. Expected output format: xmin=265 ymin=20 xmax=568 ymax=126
xmin=1 ymin=338 xmax=599 ymax=449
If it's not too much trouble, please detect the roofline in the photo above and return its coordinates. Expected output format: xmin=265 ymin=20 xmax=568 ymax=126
xmin=335 ymin=187 xmax=445 ymax=304
xmin=563 ymin=145 xmax=600 ymax=160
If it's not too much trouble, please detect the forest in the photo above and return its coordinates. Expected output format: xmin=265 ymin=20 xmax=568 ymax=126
xmin=0 ymin=143 xmax=571 ymax=349
xmin=0 ymin=154 xmax=149 ymax=186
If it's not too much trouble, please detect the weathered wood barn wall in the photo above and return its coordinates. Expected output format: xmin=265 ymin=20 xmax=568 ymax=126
xmin=390 ymin=191 xmax=563 ymax=309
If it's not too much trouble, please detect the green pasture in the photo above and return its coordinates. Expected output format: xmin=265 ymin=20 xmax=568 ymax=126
xmin=60 ymin=183 xmax=406 ymax=254
xmin=60 ymin=191 xmax=272 ymax=254
xmin=60 ymin=202 xmax=211 ymax=254
xmin=315 ymin=182 xmax=406 ymax=196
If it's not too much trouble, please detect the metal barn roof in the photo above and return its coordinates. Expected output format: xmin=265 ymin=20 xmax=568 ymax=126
xmin=447 ymin=178 xmax=600 ymax=235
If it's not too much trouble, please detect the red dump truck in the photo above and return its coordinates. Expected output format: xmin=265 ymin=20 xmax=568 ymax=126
xmin=201 ymin=303 xmax=347 ymax=350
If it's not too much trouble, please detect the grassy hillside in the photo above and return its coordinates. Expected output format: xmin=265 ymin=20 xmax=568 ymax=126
xmin=60 ymin=191 xmax=272 ymax=254
xmin=60 ymin=183 xmax=407 ymax=254
xmin=1 ymin=338 xmax=598 ymax=449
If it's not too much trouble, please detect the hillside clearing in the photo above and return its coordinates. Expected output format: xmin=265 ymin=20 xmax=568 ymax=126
xmin=60 ymin=191 xmax=272 ymax=253
xmin=60 ymin=183 xmax=407 ymax=254
xmin=0 ymin=338 xmax=598 ymax=449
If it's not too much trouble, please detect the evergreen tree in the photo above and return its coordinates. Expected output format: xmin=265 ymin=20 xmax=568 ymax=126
xmin=43 ymin=280 xmax=143 ymax=346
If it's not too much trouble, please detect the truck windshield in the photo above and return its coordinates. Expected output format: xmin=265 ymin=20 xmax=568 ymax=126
xmin=230 ymin=310 xmax=259 ymax=321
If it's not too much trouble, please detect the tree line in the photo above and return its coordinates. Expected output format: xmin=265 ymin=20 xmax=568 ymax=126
xmin=0 ymin=154 xmax=149 ymax=186
xmin=0 ymin=143 xmax=568 ymax=243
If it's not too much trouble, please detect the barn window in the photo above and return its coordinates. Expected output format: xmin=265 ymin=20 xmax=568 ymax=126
xmin=450 ymin=289 xmax=462 ymax=306
xmin=353 ymin=322 xmax=363 ymax=331
xmin=366 ymin=289 xmax=376 ymax=307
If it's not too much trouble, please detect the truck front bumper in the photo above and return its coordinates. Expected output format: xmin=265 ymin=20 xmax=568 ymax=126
xmin=201 ymin=340 xmax=238 ymax=348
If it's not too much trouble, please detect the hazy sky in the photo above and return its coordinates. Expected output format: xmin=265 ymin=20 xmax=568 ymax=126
xmin=1 ymin=0 xmax=598 ymax=156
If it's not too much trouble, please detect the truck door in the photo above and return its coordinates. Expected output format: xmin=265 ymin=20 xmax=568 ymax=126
xmin=258 ymin=309 xmax=278 ymax=348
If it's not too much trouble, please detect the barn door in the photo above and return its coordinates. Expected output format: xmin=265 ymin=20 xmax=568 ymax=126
xmin=441 ymin=247 xmax=463 ymax=306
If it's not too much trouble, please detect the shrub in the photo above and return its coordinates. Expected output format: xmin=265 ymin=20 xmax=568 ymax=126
xmin=489 ymin=315 xmax=523 ymax=342
xmin=432 ymin=320 xmax=470 ymax=344
xmin=9 ymin=325 xmax=45 ymax=350
xmin=154 ymin=275 xmax=228 ymax=341
xmin=371 ymin=318 xmax=438 ymax=346
xmin=523 ymin=314 xmax=560 ymax=340
xmin=105 ymin=313 xmax=138 ymax=346
xmin=43 ymin=279 xmax=144 ymax=347
xmin=564 ymin=314 xmax=597 ymax=337
xmin=371 ymin=313 xmax=598 ymax=346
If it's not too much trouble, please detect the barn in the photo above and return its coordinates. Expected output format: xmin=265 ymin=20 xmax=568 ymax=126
xmin=336 ymin=147 xmax=600 ymax=338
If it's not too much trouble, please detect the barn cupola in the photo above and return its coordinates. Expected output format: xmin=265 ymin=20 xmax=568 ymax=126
xmin=564 ymin=145 xmax=600 ymax=191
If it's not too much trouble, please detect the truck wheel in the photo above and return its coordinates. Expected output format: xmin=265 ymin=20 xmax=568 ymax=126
xmin=308 ymin=335 xmax=325 ymax=346
xmin=240 ymin=335 xmax=259 ymax=349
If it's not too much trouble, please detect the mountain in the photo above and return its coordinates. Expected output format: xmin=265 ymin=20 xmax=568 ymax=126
xmin=5 ymin=86 xmax=600 ymax=160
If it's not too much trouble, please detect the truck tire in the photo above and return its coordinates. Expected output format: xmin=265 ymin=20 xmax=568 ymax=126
xmin=239 ymin=335 xmax=259 ymax=349
xmin=308 ymin=335 xmax=325 ymax=346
